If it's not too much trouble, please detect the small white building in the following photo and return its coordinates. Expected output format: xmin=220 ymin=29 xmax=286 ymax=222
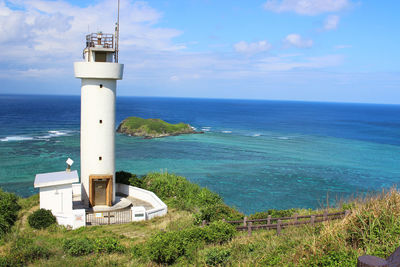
xmin=34 ymin=170 xmax=86 ymax=229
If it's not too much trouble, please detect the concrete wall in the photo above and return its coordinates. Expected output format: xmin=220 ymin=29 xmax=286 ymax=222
xmin=54 ymin=209 xmax=86 ymax=229
xmin=39 ymin=184 xmax=73 ymax=214
xmin=116 ymin=183 xmax=168 ymax=220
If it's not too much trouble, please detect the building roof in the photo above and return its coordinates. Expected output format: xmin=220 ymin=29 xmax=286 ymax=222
xmin=34 ymin=170 xmax=79 ymax=188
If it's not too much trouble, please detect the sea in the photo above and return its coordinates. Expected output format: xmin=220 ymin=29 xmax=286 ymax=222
xmin=1 ymin=94 xmax=399 ymax=215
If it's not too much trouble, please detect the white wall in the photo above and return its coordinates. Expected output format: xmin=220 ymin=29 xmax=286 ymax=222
xmin=39 ymin=184 xmax=73 ymax=214
xmin=116 ymin=183 xmax=168 ymax=220
xmin=80 ymin=78 xmax=116 ymax=206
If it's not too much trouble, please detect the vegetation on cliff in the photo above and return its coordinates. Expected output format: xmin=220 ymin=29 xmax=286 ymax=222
xmin=0 ymin=172 xmax=399 ymax=266
xmin=117 ymin=117 xmax=200 ymax=138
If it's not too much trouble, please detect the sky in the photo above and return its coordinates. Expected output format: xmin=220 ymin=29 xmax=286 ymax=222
xmin=0 ymin=0 xmax=399 ymax=104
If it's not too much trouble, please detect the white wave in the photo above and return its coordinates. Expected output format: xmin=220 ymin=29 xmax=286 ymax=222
xmin=1 ymin=130 xmax=74 ymax=142
xmin=252 ymin=133 xmax=261 ymax=137
xmin=202 ymin=126 xmax=211 ymax=129
xmin=37 ymin=130 xmax=72 ymax=139
xmin=0 ymin=136 xmax=34 ymax=142
xmin=277 ymin=136 xmax=289 ymax=140
xmin=190 ymin=126 xmax=197 ymax=131
xmin=201 ymin=128 xmax=210 ymax=132
xmin=222 ymin=131 xmax=232 ymax=133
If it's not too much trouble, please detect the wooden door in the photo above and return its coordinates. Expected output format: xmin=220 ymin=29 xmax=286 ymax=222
xmin=94 ymin=181 xmax=107 ymax=205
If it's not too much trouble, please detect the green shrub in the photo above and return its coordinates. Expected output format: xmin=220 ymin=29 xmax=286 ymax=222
xmin=345 ymin=190 xmax=400 ymax=258
xmin=142 ymin=172 xmax=241 ymax=214
xmin=204 ymin=247 xmax=231 ymax=266
xmin=93 ymin=237 xmax=125 ymax=253
xmin=147 ymin=231 xmax=186 ymax=264
xmin=28 ymin=209 xmax=57 ymax=229
xmin=302 ymin=249 xmax=357 ymax=267
xmin=116 ymin=171 xmax=142 ymax=187
xmin=0 ymin=256 xmax=13 ymax=267
xmin=6 ymin=237 xmax=51 ymax=266
xmin=0 ymin=189 xmax=20 ymax=238
xmin=63 ymin=237 xmax=94 ymax=256
xmin=146 ymin=221 xmax=236 ymax=264
xmin=205 ymin=221 xmax=236 ymax=244
xmin=194 ymin=203 xmax=242 ymax=224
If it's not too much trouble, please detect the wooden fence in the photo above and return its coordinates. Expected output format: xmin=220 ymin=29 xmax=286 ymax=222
xmin=86 ymin=209 xmax=132 ymax=226
xmin=202 ymin=210 xmax=351 ymax=236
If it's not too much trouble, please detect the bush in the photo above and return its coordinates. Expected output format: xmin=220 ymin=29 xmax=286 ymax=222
xmin=5 ymin=237 xmax=51 ymax=266
xmin=0 ymin=189 xmax=21 ymax=238
xmin=205 ymin=221 xmax=236 ymax=244
xmin=146 ymin=221 xmax=236 ymax=264
xmin=147 ymin=231 xmax=186 ymax=264
xmin=204 ymin=247 xmax=231 ymax=266
xmin=63 ymin=237 xmax=94 ymax=256
xmin=141 ymin=172 xmax=240 ymax=214
xmin=63 ymin=237 xmax=125 ymax=256
xmin=28 ymin=209 xmax=57 ymax=229
xmin=302 ymin=249 xmax=357 ymax=267
xmin=194 ymin=203 xmax=242 ymax=224
xmin=116 ymin=171 xmax=142 ymax=187
xmin=93 ymin=237 xmax=125 ymax=253
xmin=345 ymin=188 xmax=400 ymax=258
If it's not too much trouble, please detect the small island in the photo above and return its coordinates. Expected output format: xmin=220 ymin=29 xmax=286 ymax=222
xmin=117 ymin=116 xmax=203 ymax=139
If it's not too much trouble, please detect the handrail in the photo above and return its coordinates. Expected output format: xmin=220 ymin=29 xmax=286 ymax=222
xmin=86 ymin=33 xmax=114 ymax=49
xmin=203 ymin=210 xmax=351 ymax=236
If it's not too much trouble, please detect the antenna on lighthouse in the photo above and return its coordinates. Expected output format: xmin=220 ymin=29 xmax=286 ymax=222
xmin=115 ymin=0 xmax=120 ymax=63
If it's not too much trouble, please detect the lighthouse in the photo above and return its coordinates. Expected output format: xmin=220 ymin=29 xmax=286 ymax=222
xmin=74 ymin=32 xmax=123 ymax=207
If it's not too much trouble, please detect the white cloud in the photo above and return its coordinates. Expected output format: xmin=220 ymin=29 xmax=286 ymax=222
xmin=284 ymin=34 xmax=313 ymax=48
xmin=234 ymin=40 xmax=272 ymax=54
xmin=0 ymin=0 xmax=185 ymax=78
xmin=264 ymin=0 xmax=349 ymax=15
xmin=324 ymin=15 xmax=340 ymax=30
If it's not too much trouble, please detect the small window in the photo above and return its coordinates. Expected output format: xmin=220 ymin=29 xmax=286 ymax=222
xmin=99 ymin=156 xmax=102 ymax=161
xmin=99 ymin=84 xmax=103 ymax=88
xmin=99 ymin=120 xmax=103 ymax=124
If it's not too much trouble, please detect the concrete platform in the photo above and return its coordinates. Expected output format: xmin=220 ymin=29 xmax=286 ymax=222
xmin=91 ymin=196 xmax=132 ymax=212
xmin=126 ymin=195 xmax=154 ymax=210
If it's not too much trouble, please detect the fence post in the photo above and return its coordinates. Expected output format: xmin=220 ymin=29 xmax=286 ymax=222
xmin=267 ymin=215 xmax=271 ymax=226
xmin=202 ymin=220 xmax=206 ymax=227
xmin=277 ymin=220 xmax=282 ymax=235
xmin=108 ymin=211 xmax=111 ymax=225
xmin=323 ymin=211 xmax=328 ymax=221
xmin=248 ymin=222 xmax=252 ymax=236
xmin=293 ymin=213 xmax=298 ymax=225
xmin=243 ymin=216 xmax=247 ymax=227
xmin=311 ymin=215 xmax=315 ymax=226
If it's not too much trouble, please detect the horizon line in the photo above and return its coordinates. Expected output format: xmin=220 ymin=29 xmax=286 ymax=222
xmin=1 ymin=93 xmax=399 ymax=106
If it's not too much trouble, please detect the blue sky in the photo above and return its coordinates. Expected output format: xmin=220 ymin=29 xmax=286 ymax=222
xmin=0 ymin=0 xmax=399 ymax=104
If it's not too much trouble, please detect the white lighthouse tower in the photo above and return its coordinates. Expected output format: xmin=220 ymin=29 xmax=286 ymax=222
xmin=74 ymin=31 xmax=123 ymax=207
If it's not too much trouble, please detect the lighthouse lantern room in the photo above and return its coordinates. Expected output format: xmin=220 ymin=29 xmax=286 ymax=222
xmin=74 ymin=31 xmax=124 ymax=207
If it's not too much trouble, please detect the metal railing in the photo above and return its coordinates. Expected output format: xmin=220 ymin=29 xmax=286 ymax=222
xmin=86 ymin=209 xmax=131 ymax=226
xmin=86 ymin=33 xmax=114 ymax=49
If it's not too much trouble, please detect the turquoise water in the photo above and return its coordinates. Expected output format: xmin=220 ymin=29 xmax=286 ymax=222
xmin=1 ymin=95 xmax=399 ymax=214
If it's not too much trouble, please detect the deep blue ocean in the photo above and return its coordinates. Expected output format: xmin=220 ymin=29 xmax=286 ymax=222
xmin=1 ymin=94 xmax=399 ymax=214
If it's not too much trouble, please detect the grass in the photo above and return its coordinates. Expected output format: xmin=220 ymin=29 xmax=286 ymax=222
xmin=117 ymin=116 xmax=194 ymax=138
xmin=1 ymin=173 xmax=400 ymax=266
